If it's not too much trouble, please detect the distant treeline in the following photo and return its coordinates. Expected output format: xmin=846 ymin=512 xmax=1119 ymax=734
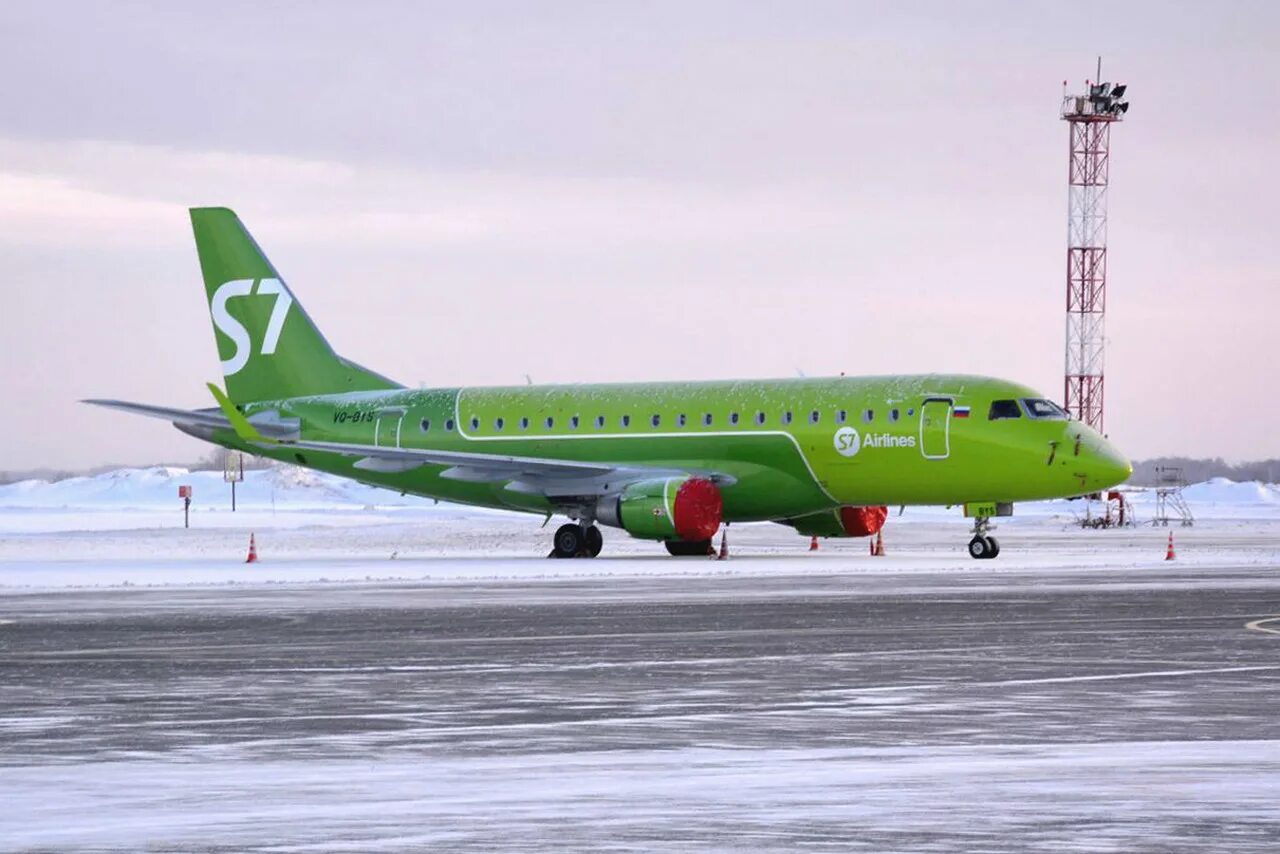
xmin=1129 ymin=457 xmax=1279 ymax=486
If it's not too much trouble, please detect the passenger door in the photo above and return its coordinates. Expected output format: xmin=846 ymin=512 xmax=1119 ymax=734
xmin=919 ymin=398 xmax=952 ymax=460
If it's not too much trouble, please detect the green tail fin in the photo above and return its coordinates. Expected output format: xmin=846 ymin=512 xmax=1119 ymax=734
xmin=190 ymin=207 xmax=400 ymax=404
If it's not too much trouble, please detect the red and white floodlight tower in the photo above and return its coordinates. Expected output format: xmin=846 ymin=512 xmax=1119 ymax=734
xmin=1061 ymin=60 xmax=1129 ymax=434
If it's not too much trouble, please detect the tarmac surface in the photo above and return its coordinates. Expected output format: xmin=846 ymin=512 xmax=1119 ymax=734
xmin=3 ymin=560 xmax=1280 ymax=851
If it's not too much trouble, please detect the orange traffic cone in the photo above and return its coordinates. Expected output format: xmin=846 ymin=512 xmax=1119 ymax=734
xmin=874 ymin=531 xmax=885 ymax=556
xmin=1165 ymin=531 xmax=1175 ymax=561
xmin=809 ymin=536 xmax=819 ymax=552
xmin=716 ymin=528 xmax=729 ymax=560
xmin=246 ymin=533 xmax=258 ymax=564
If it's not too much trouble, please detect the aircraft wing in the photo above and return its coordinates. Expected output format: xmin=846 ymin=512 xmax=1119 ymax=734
xmin=254 ymin=435 xmax=731 ymax=498
xmin=84 ymin=397 xmax=732 ymax=499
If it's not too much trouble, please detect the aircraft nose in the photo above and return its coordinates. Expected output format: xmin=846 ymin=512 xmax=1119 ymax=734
xmin=1093 ymin=438 xmax=1132 ymax=488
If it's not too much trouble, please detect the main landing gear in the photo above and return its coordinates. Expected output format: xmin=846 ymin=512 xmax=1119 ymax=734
xmin=550 ymin=523 xmax=603 ymax=559
xmin=967 ymin=516 xmax=1000 ymax=560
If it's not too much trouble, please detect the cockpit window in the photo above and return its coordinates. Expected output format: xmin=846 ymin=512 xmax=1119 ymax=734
xmin=1021 ymin=398 xmax=1070 ymax=420
xmin=988 ymin=399 xmax=1022 ymax=420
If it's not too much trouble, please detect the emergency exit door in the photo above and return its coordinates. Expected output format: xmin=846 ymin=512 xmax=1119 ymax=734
xmin=374 ymin=407 xmax=407 ymax=449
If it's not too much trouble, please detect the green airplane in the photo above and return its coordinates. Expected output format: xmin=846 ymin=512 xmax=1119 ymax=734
xmin=87 ymin=208 xmax=1131 ymax=560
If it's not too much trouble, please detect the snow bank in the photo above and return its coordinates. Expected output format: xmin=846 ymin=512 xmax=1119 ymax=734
xmin=2 ymin=467 xmax=1278 ymax=524
xmin=0 ymin=466 xmax=435 ymax=511
xmin=1181 ymin=477 xmax=1280 ymax=507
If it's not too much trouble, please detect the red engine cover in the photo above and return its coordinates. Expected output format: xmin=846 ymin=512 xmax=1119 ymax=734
xmin=672 ymin=478 xmax=723 ymax=541
xmin=838 ymin=505 xmax=889 ymax=537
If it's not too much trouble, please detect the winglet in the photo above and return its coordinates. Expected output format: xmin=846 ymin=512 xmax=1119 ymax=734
xmin=206 ymin=382 xmax=274 ymax=444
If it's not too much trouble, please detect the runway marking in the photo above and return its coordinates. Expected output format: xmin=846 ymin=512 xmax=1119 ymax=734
xmin=1245 ymin=616 xmax=1280 ymax=636
xmin=961 ymin=664 xmax=1280 ymax=689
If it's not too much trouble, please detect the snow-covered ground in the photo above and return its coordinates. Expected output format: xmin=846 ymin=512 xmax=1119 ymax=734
xmin=0 ymin=466 xmax=1277 ymax=588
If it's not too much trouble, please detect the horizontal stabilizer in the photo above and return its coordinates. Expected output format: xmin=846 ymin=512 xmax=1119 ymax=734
xmin=83 ymin=399 xmax=231 ymax=430
xmin=83 ymin=398 xmax=299 ymax=439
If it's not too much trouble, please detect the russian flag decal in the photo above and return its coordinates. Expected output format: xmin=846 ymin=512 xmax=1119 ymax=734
xmin=954 ymin=405 xmax=971 ymax=418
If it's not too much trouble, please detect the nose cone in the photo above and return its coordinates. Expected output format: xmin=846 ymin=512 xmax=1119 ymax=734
xmin=1093 ymin=439 xmax=1132 ymax=489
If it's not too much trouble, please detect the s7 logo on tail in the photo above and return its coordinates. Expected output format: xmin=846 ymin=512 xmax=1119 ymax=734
xmin=211 ymin=278 xmax=294 ymax=376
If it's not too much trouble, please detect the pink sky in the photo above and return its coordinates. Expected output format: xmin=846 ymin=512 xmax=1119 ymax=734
xmin=0 ymin=1 xmax=1276 ymax=468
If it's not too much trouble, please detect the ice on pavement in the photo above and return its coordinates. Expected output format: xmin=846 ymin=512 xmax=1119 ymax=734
xmin=6 ymin=741 xmax=1279 ymax=851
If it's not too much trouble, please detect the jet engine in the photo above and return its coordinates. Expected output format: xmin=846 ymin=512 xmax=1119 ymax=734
xmin=595 ymin=476 xmax=722 ymax=541
xmin=783 ymin=505 xmax=889 ymax=538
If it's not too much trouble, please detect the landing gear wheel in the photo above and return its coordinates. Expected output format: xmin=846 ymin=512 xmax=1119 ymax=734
xmin=552 ymin=524 xmax=585 ymax=559
xmin=664 ymin=539 xmax=713 ymax=557
xmin=968 ymin=535 xmax=992 ymax=560
xmin=986 ymin=536 xmax=1000 ymax=558
xmin=584 ymin=525 xmax=603 ymax=558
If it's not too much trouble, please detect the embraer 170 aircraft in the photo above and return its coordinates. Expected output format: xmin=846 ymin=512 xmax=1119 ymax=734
xmin=88 ymin=208 xmax=1131 ymax=559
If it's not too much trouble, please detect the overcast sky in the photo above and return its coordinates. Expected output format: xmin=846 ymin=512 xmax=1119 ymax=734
xmin=1 ymin=1 xmax=1277 ymax=469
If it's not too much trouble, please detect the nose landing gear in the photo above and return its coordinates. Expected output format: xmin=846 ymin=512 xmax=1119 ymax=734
xmin=967 ymin=516 xmax=1000 ymax=560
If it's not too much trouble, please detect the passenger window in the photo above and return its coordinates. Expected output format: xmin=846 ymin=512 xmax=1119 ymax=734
xmin=730 ymin=412 xmax=740 ymax=425
xmin=545 ymin=416 xmax=554 ymax=429
xmin=595 ymin=415 xmax=605 ymax=429
xmin=677 ymin=413 xmax=687 ymax=427
xmin=703 ymin=413 xmax=713 ymax=426
xmin=495 ymin=417 xmax=505 ymax=430
xmin=782 ymin=411 xmax=792 ymax=425
xmin=621 ymin=415 xmax=631 ymax=428
xmin=836 ymin=410 xmax=847 ymax=424
xmin=809 ymin=410 xmax=820 ymax=424
xmin=519 ymin=417 xmax=529 ymax=430
xmin=570 ymin=415 xmax=580 ymax=429
xmin=988 ymin=399 xmax=1022 ymax=420
xmin=863 ymin=409 xmax=874 ymax=423
xmin=470 ymin=416 xmax=479 ymax=430
xmin=889 ymin=408 xmax=899 ymax=422
xmin=755 ymin=411 xmax=766 ymax=425
xmin=651 ymin=414 xmax=661 ymax=428
xmin=419 ymin=418 xmax=430 ymax=432
xmin=907 ymin=407 xmax=915 ymax=417
xmin=445 ymin=419 xmax=455 ymax=431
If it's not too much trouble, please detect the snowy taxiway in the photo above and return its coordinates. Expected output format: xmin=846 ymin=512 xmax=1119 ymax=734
xmin=2 ymin=469 xmax=1279 ymax=851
